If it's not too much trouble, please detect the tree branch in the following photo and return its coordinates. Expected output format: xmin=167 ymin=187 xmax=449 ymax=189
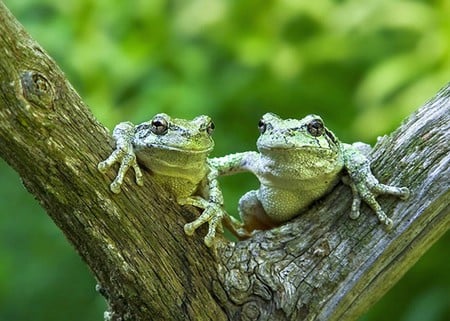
xmin=213 ymin=87 xmax=450 ymax=320
xmin=0 ymin=3 xmax=226 ymax=321
xmin=0 ymin=2 xmax=448 ymax=321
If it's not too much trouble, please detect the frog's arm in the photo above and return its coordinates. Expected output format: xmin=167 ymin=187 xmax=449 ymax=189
xmin=342 ymin=143 xmax=410 ymax=228
xmin=183 ymin=152 xmax=260 ymax=245
xmin=98 ymin=122 xmax=143 ymax=193
xmin=182 ymin=166 xmax=225 ymax=246
xmin=209 ymin=151 xmax=260 ymax=176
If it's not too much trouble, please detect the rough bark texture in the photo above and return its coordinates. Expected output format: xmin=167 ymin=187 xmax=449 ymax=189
xmin=0 ymin=3 xmax=226 ymax=321
xmin=213 ymin=89 xmax=450 ymax=320
xmin=0 ymin=2 xmax=448 ymax=321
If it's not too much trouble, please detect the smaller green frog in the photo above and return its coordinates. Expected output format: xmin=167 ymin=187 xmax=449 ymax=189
xmin=98 ymin=113 xmax=227 ymax=247
xmin=210 ymin=113 xmax=410 ymax=236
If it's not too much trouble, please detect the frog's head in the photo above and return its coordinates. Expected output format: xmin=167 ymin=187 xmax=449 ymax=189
xmin=136 ymin=113 xmax=215 ymax=155
xmin=256 ymin=113 xmax=340 ymax=157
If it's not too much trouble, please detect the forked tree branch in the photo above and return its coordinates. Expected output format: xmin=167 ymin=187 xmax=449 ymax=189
xmin=0 ymin=2 xmax=448 ymax=321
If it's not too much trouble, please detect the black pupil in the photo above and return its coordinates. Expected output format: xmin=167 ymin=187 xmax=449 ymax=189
xmin=151 ymin=118 xmax=168 ymax=135
xmin=207 ymin=122 xmax=215 ymax=134
xmin=258 ymin=120 xmax=266 ymax=133
xmin=308 ymin=119 xmax=324 ymax=137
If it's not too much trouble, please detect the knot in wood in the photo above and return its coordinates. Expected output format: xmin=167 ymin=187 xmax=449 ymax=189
xmin=241 ymin=301 xmax=260 ymax=321
xmin=313 ymin=238 xmax=331 ymax=257
xmin=20 ymin=70 xmax=55 ymax=108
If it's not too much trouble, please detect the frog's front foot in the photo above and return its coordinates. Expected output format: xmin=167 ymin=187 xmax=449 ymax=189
xmin=397 ymin=187 xmax=411 ymax=200
xmin=181 ymin=197 xmax=230 ymax=247
xmin=98 ymin=123 xmax=144 ymax=193
xmin=98 ymin=149 xmax=144 ymax=193
xmin=344 ymin=175 xmax=410 ymax=229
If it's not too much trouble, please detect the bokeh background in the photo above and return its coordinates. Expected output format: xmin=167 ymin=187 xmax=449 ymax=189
xmin=0 ymin=0 xmax=449 ymax=320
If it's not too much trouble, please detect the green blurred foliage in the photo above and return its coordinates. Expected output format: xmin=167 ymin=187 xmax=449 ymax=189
xmin=1 ymin=0 xmax=449 ymax=320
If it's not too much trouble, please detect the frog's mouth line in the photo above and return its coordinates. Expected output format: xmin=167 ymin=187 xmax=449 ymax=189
xmin=150 ymin=158 xmax=208 ymax=171
xmin=258 ymin=144 xmax=336 ymax=152
xmin=145 ymin=143 xmax=214 ymax=154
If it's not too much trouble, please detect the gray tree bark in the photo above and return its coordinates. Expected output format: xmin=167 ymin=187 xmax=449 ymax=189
xmin=0 ymin=2 xmax=448 ymax=321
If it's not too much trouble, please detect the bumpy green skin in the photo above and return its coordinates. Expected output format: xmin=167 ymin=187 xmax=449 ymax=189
xmin=210 ymin=113 xmax=410 ymax=236
xmin=98 ymin=113 xmax=226 ymax=247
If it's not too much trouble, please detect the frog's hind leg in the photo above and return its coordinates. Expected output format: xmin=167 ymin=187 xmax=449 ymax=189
xmin=222 ymin=215 xmax=250 ymax=240
xmin=238 ymin=190 xmax=278 ymax=233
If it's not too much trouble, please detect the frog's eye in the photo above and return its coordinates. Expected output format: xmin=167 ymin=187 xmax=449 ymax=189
xmin=258 ymin=119 xmax=267 ymax=134
xmin=151 ymin=116 xmax=169 ymax=135
xmin=207 ymin=121 xmax=215 ymax=135
xmin=307 ymin=119 xmax=324 ymax=137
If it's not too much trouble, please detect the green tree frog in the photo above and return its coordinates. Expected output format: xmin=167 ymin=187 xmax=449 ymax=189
xmin=210 ymin=113 xmax=410 ymax=235
xmin=98 ymin=113 xmax=227 ymax=246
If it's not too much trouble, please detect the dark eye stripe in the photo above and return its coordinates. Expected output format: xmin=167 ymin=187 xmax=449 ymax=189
xmin=324 ymin=128 xmax=337 ymax=144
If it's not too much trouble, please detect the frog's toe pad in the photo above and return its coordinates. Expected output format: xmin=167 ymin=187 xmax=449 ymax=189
xmin=204 ymin=235 xmax=214 ymax=247
xmin=136 ymin=178 xmax=144 ymax=187
xmin=110 ymin=181 xmax=122 ymax=194
xmin=399 ymin=187 xmax=410 ymax=200
xmin=384 ymin=218 xmax=394 ymax=230
xmin=98 ymin=162 xmax=109 ymax=173
xmin=349 ymin=209 xmax=360 ymax=220
xmin=184 ymin=223 xmax=195 ymax=236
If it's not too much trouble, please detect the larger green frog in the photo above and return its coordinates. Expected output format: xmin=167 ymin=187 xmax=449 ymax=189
xmin=207 ymin=113 xmax=410 ymax=236
xmin=98 ymin=113 xmax=227 ymax=246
